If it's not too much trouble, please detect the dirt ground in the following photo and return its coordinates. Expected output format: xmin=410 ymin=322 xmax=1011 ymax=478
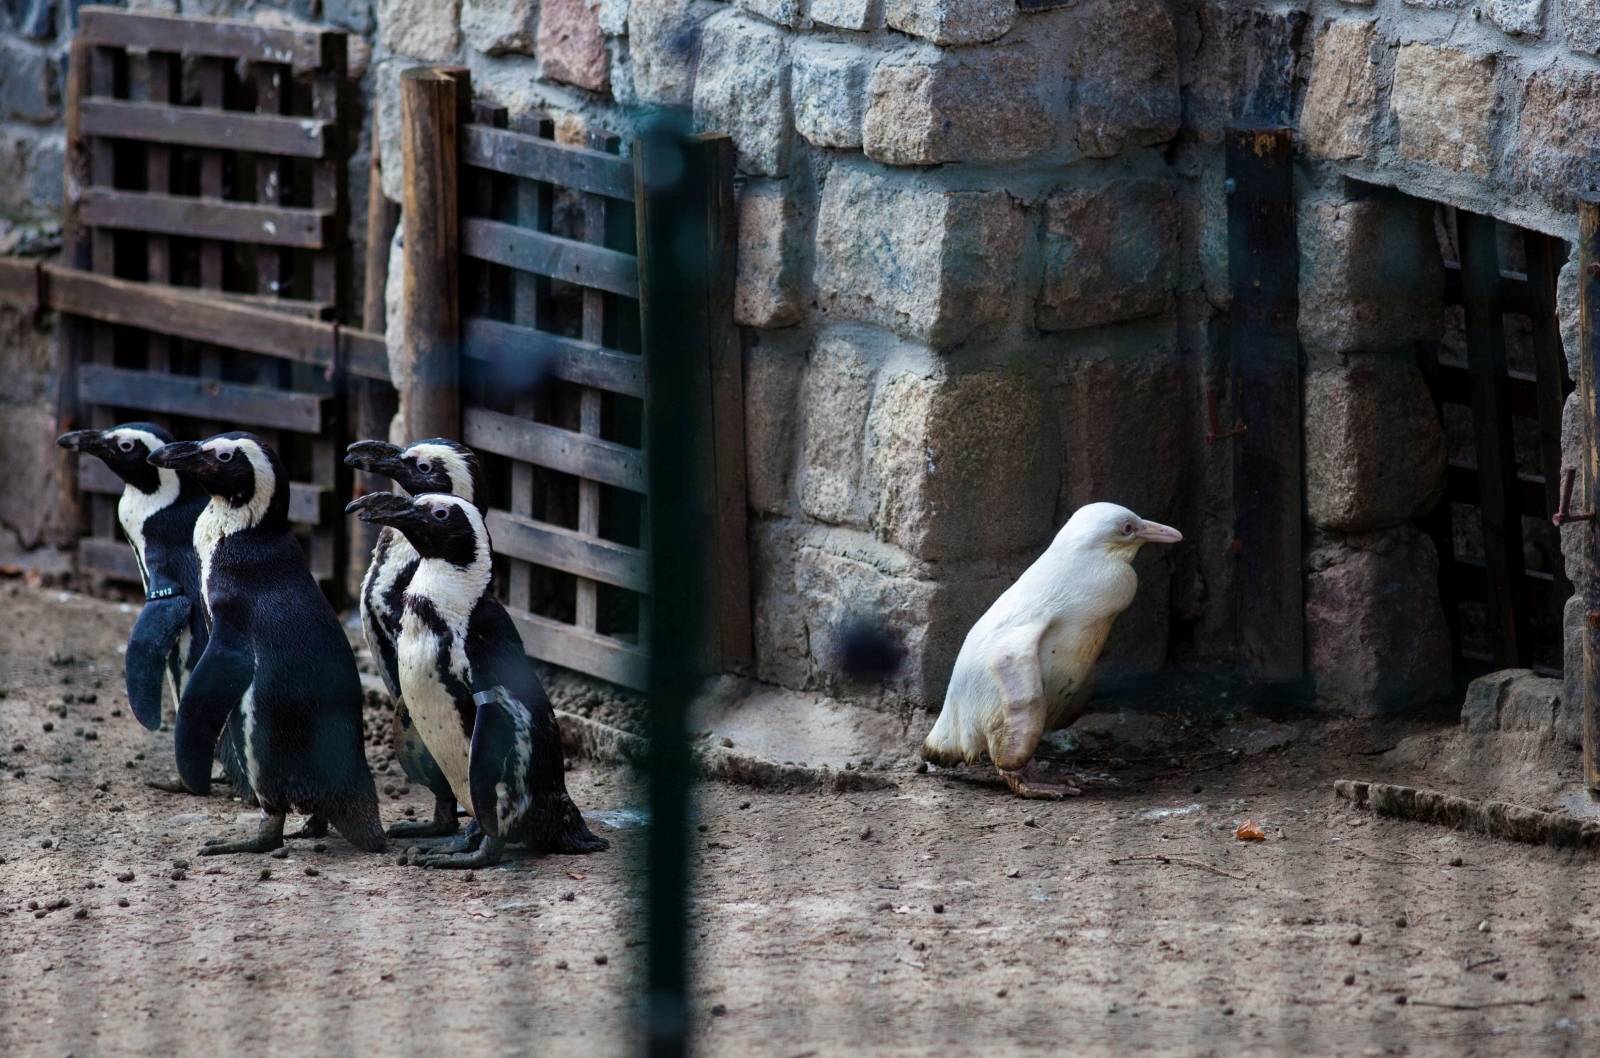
xmin=0 ymin=580 xmax=1596 ymax=1058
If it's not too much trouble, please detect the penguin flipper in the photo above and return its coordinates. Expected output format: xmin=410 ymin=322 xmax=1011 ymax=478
xmin=468 ymin=686 xmax=532 ymax=841
xmin=175 ymin=626 xmax=254 ymax=796
xmin=125 ymin=595 xmax=191 ymax=731
xmin=984 ymin=626 xmax=1048 ymax=773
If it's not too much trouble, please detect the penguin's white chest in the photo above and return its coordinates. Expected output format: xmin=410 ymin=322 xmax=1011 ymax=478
xmin=396 ymin=628 xmax=474 ymax=812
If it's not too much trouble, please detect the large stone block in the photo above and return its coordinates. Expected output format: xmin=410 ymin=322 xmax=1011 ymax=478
xmin=1187 ymin=5 xmax=1309 ymax=138
xmin=378 ymin=0 xmax=461 ymax=60
xmin=1306 ymin=527 xmax=1453 ymax=715
xmin=735 ymin=181 xmax=808 ymax=328
xmin=811 ymin=0 xmax=879 ymax=31
xmin=1300 ymin=18 xmax=1379 ymax=161
xmin=1561 ymin=594 xmax=1585 ymax=749
xmin=736 ymin=0 xmax=801 ymax=28
xmin=1067 ymin=0 xmax=1180 ymax=158
xmin=1485 ymin=0 xmax=1545 ymax=36
xmin=814 ymin=168 xmax=1024 ymax=347
xmin=0 ymin=38 xmax=59 ymax=124
xmin=374 ymin=60 xmax=419 ymax=203
xmin=692 ymin=12 xmax=792 ymax=177
xmin=1390 ymin=44 xmax=1497 ymax=175
xmin=798 ymin=331 xmax=879 ymax=526
xmin=743 ymin=331 xmax=807 ymax=515
xmin=865 ymin=367 xmax=1059 ymax=562
xmin=1509 ymin=67 xmax=1600 ymax=206
xmin=1559 ymin=390 xmax=1588 ymax=592
xmin=885 ymin=0 xmax=1013 ymax=46
xmin=1036 ymin=180 xmax=1177 ymax=331
xmin=864 ymin=49 xmax=1050 ymax=167
xmin=1559 ymin=250 xmax=1580 ymax=380
xmin=1567 ymin=0 xmax=1600 ymax=55
xmin=1461 ymin=669 xmax=1562 ymax=735
xmin=1299 ymin=195 xmax=1446 ymax=359
xmin=540 ymin=0 xmax=610 ymax=92
xmin=792 ymin=39 xmax=870 ymax=150
xmin=629 ymin=0 xmax=714 ymax=106
xmin=462 ymin=0 xmax=537 ymax=55
xmin=0 ymin=399 xmax=63 ymax=549
xmin=1304 ymin=354 xmax=1447 ymax=533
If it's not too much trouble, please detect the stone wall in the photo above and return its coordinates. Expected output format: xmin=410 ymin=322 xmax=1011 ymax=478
xmin=3 ymin=0 xmax=1599 ymax=730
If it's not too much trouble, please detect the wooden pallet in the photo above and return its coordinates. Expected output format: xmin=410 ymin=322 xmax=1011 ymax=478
xmin=58 ymin=7 xmax=356 ymax=596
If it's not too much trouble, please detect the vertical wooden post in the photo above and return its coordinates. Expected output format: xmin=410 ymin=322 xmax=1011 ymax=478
xmin=54 ymin=37 xmax=92 ymax=537
xmin=1578 ymin=195 xmax=1600 ymax=795
xmin=397 ymin=67 xmax=465 ymax=443
xmin=1225 ymin=126 xmax=1302 ymax=686
xmin=1458 ymin=209 xmax=1528 ymax=669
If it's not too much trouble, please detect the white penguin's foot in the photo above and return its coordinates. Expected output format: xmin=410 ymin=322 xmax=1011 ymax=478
xmin=199 ymin=812 xmax=286 ymax=856
xmin=386 ymin=796 xmax=461 ymax=838
xmin=999 ymin=761 xmax=1083 ymax=800
xmin=285 ymin=815 xmax=328 ymax=840
xmin=413 ymin=833 xmax=505 ymax=869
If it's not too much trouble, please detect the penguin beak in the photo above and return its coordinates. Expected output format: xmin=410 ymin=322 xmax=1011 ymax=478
xmin=345 ymin=491 xmax=417 ymax=526
xmin=1135 ymin=520 xmax=1183 ymax=545
xmin=344 ymin=439 xmax=404 ymax=476
xmin=147 ymin=440 xmax=204 ymax=470
xmin=56 ymin=429 xmax=106 ymax=455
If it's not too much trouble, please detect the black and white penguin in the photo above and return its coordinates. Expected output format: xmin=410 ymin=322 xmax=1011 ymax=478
xmin=347 ymin=491 xmax=607 ymax=868
xmin=148 ymin=432 xmax=385 ymax=855
xmin=344 ymin=438 xmax=484 ymax=839
xmin=55 ymin=423 xmax=252 ymax=798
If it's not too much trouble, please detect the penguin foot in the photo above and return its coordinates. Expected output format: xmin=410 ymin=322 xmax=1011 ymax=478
xmin=285 ymin=815 xmax=328 ymax=840
xmin=198 ymin=812 xmax=286 ymax=856
xmin=999 ymin=762 xmax=1082 ymax=800
xmin=386 ymin=796 xmax=460 ymax=838
xmin=413 ymin=834 xmax=505 ymax=869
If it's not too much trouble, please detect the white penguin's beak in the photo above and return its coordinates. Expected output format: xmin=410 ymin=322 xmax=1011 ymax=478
xmin=1135 ymin=520 xmax=1183 ymax=544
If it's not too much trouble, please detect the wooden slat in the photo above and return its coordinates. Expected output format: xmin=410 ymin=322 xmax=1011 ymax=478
xmin=79 ymin=364 xmax=322 ymax=433
xmin=77 ymin=458 xmax=325 ymax=524
xmin=486 ymin=508 xmax=649 ymax=592
xmin=80 ymin=189 xmax=331 ymax=249
xmin=462 ymin=217 xmax=639 ymax=298
xmin=464 ymin=406 xmax=645 ymax=494
xmin=1446 ymin=460 xmax=1549 ymax=514
xmin=461 ymin=318 xmax=645 ymax=400
xmin=80 ymin=99 xmax=329 ymax=159
xmin=462 ymin=123 xmax=635 ymax=202
xmin=78 ymin=536 xmax=141 ymax=582
xmin=32 ymin=265 xmax=386 ymax=380
xmin=508 ymin=609 xmax=648 ymax=692
xmin=77 ymin=7 xmax=333 ymax=69
xmin=1458 ymin=209 xmax=1528 ymax=669
xmin=1225 ymin=127 xmax=1302 ymax=684
xmin=1432 ymin=355 xmax=1541 ymax=419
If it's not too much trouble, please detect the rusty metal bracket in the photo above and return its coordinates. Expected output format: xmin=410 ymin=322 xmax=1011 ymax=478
xmin=1205 ymin=389 xmax=1247 ymax=445
xmin=1552 ymin=467 xmax=1593 ymax=526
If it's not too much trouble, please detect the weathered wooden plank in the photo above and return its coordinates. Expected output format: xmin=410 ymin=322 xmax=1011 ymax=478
xmin=1578 ymin=194 xmax=1600 ymax=793
xmin=464 ymin=406 xmax=646 ymax=494
xmin=80 ymin=98 xmax=329 ymax=159
xmin=397 ymin=67 xmax=463 ymax=442
xmin=462 ymin=123 xmax=634 ymax=202
xmin=78 ymin=536 xmax=141 ymax=583
xmin=508 ymin=609 xmax=649 ymax=692
xmin=79 ymin=364 xmax=322 ymax=433
xmin=33 ymin=265 xmax=389 ymax=380
xmin=1445 ymin=460 xmax=1549 ymax=514
xmin=486 ymin=509 xmax=649 ymax=592
xmin=1458 ymin=209 xmax=1528 ymax=670
xmin=462 ymin=217 xmax=639 ymax=299
xmin=1225 ymin=127 xmax=1302 ymax=684
xmin=80 ymin=189 xmax=331 ymax=249
xmin=78 ymin=457 xmax=325 ymax=524
xmin=78 ymin=7 xmax=334 ymax=69
xmin=1430 ymin=356 xmax=1544 ymax=420
xmin=461 ymin=315 xmax=645 ymax=399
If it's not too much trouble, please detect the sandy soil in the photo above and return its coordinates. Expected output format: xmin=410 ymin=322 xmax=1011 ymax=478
xmin=0 ymin=580 xmax=1596 ymax=1058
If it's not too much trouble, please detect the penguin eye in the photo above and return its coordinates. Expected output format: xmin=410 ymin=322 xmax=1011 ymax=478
xmin=117 ymin=439 xmax=134 ymax=453
xmin=431 ymin=507 xmax=449 ymax=522
xmin=217 ymin=450 xmax=233 ymax=463
xmin=1122 ymin=522 xmax=1136 ymax=536
xmin=416 ymin=460 xmax=433 ymax=474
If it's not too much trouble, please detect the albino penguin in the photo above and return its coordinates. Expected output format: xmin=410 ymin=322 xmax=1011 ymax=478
xmin=922 ymin=502 xmax=1182 ymax=799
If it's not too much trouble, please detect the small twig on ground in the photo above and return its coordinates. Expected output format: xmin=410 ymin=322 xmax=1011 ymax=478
xmin=1107 ymin=854 xmax=1245 ymax=880
xmin=1329 ymin=841 xmax=1425 ymax=866
xmin=1406 ymin=997 xmax=1548 ymax=1012
xmin=1462 ymin=955 xmax=1501 ymax=972
xmin=895 ymin=955 xmax=926 ymax=970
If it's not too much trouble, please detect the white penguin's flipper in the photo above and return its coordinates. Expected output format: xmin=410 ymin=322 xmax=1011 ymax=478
xmin=125 ymin=594 xmax=191 ymax=731
xmin=174 ymin=621 xmax=254 ymax=797
xmin=984 ymin=626 xmax=1050 ymax=773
